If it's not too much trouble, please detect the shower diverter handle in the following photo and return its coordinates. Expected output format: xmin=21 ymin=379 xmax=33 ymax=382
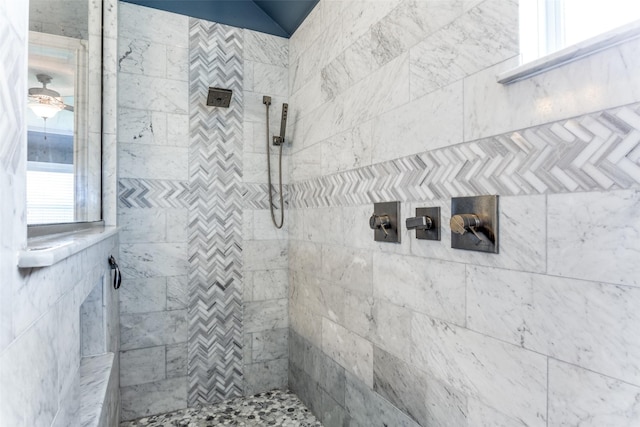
xmin=369 ymin=213 xmax=391 ymax=236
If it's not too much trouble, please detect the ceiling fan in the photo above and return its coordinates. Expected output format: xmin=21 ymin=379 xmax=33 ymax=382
xmin=28 ymin=73 xmax=74 ymax=120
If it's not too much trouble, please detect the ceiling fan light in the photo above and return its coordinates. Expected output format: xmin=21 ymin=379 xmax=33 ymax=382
xmin=28 ymin=95 xmax=65 ymax=119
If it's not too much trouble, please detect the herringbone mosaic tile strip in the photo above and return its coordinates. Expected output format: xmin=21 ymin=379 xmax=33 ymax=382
xmin=290 ymin=104 xmax=640 ymax=208
xmin=187 ymin=19 xmax=244 ymax=406
xmin=118 ymin=178 xmax=190 ymax=208
xmin=242 ymin=183 xmax=290 ymax=210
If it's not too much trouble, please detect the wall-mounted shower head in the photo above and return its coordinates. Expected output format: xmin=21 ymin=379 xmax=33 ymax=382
xmin=207 ymin=87 xmax=232 ymax=108
xmin=273 ymin=103 xmax=288 ymax=146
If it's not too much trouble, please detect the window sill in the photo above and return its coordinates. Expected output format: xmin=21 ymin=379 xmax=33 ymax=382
xmin=18 ymin=225 xmax=119 ymax=268
xmin=498 ymin=19 xmax=640 ymax=84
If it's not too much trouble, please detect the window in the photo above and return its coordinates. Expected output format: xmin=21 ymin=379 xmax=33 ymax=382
xmin=501 ymin=0 xmax=640 ymax=82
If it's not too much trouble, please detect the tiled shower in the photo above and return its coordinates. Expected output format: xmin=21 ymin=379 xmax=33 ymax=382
xmin=2 ymin=0 xmax=640 ymax=426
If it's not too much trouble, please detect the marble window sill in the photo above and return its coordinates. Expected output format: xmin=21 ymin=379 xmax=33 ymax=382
xmin=18 ymin=225 xmax=119 ymax=268
xmin=498 ymin=20 xmax=640 ymax=84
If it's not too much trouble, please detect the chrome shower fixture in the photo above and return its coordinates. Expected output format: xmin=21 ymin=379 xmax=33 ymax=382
xmin=273 ymin=103 xmax=288 ymax=146
xmin=207 ymin=87 xmax=232 ymax=108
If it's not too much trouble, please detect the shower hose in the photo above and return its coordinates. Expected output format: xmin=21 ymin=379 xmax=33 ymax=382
xmin=266 ymin=103 xmax=284 ymax=229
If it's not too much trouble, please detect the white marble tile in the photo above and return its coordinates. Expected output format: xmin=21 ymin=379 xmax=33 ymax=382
xmin=243 ymin=359 xmax=289 ymax=395
xmin=371 ymin=0 xmax=465 ymax=67
xmin=166 ymin=45 xmax=189 ymax=81
xmin=244 ymin=29 xmax=288 ymax=67
xmin=548 ymin=359 xmax=640 ymax=426
xmin=302 ymin=98 xmax=344 ymax=148
xmin=411 ymin=314 xmax=547 ymax=427
xmin=548 ymin=189 xmax=640 ymax=287
xmin=120 ymin=376 xmax=187 ymax=421
xmin=118 ymin=208 xmax=167 ymax=243
xmin=289 ymin=75 xmax=323 ymax=129
xmin=408 ymin=0 xmax=517 ymax=100
xmin=243 ymin=152 xmax=289 ymax=184
xmin=166 ymin=275 xmax=188 ymax=310
xmin=322 ymin=318 xmax=373 ymax=387
xmin=321 ymin=121 xmax=373 ymax=174
xmin=343 ymin=52 xmax=410 ymax=129
xmin=166 ymin=343 xmax=187 ymax=379
xmin=244 ymin=91 xmax=288 ymax=125
xmin=467 ymin=265 xmax=640 ymax=385
xmin=464 ymin=37 xmax=640 ymax=141
xmin=249 ymin=209 xmax=289 ymax=241
xmin=289 ymin=1 xmax=324 ymax=63
xmin=166 ymin=113 xmax=190 ymax=146
xmin=321 ymin=34 xmax=376 ymax=101
xmin=118 ymin=74 xmax=189 ymax=114
xmin=341 ymin=0 xmax=401 ymax=49
xmin=118 ymin=108 xmax=165 ymax=145
xmin=79 ymin=352 xmax=116 ymax=427
xmin=120 ymin=346 xmax=166 ymax=387
xmin=373 ymin=252 xmax=466 ymax=325
xmin=290 ymin=304 xmax=323 ymax=349
xmin=302 ymin=207 xmax=343 ymax=244
xmin=243 ymin=240 xmax=288 ymax=271
xmin=342 ymin=289 xmax=375 ymax=339
xmin=253 ymin=62 xmax=288 ymax=97
xmin=371 ymin=81 xmax=463 ymax=163
xmin=467 ymin=398 xmax=529 ymax=427
xmin=371 ymin=299 xmax=412 ymax=362
xmin=120 ymin=309 xmax=187 ymax=350
xmin=165 ymin=209 xmax=188 ymax=242
xmin=56 ymin=289 xmax=80 ymax=397
xmin=246 ymin=269 xmax=288 ymax=301
xmin=290 ymin=271 xmax=344 ymax=324
xmin=291 ymin=143 xmax=322 ymax=182
xmin=119 ymin=2 xmax=189 ymax=48
xmin=245 ymin=299 xmax=288 ymax=333
xmin=321 ymin=245 xmax=372 ymax=294
xmin=300 ymin=18 xmax=344 ymax=84
xmin=119 ymin=143 xmax=188 ymax=180
xmin=120 ymin=243 xmax=188 ymax=278
xmin=119 ymin=277 xmax=166 ymax=314
xmin=118 ymin=37 xmax=166 ymax=78
xmin=251 ymin=328 xmax=288 ymax=362
xmin=289 ymin=240 xmax=322 ymax=273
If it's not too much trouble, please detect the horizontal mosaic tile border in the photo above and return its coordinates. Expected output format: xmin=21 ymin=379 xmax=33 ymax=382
xmin=118 ymin=178 xmax=190 ymax=208
xmin=243 ymin=183 xmax=290 ymax=210
xmin=290 ymin=103 xmax=640 ymax=208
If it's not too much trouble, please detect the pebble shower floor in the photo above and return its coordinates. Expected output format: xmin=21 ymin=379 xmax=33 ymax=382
xmin=120 ymin=390 xmax=323 ymax=427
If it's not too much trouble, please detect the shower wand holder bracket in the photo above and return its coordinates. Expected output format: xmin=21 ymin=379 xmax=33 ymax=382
xmin=272 ymin=136 xmax=284 ymax=146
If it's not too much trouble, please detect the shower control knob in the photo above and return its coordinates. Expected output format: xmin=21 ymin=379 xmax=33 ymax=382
xmin=450 ymin=214 xmax=482 ymax=235
xmin=406 ymin=215 xmax=433 ymax=230
xmin=369 ymin=213 xmax=391 ymax=236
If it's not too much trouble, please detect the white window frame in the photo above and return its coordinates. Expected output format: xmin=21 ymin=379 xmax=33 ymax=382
xmin=498 ymin=0 xmax=640 ymax=84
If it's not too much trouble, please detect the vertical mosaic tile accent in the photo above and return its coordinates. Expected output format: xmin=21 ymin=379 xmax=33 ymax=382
xmin=187 ymin=19 xmax=245 ymax=406
xmin=290 ymin=103 xmax=640 ymax=208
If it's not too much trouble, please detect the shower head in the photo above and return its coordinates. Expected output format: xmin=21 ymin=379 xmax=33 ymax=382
xmin=273 ymin=103 xmax=288 ymax=146
xmin=207 ymin=87 xmax=232 ymax=108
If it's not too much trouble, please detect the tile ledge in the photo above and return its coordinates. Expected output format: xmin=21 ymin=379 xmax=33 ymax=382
xmin=18 ymin=226 xmax=119 ymax=268
xmin=80 ymin=352 xmax=115 ymax=427
xmin=498 ymin=19 xmax=640 ymax=84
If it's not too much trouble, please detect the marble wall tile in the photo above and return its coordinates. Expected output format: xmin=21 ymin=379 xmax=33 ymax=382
xmin=118 ymin=37 xmax=167 ymax=78
xmin=342 ymin=52 xmax=410 ymax=129
xmin=117 ymin=208 xmax=167 ymax=243
xmin=289 ymin=1 xmax=323 ymax=63
xmin=466 ymin=398 xmax=526 ymax=427
xmin=166 ymin=275 xmax=188 ymax=310
xmin=322 ymin=318 xmax=373 ymax=387
xmin=373 ymin=346 xmax=428 ymax=425
xmin=370 ymin=0 xmax=465 ymax=68
xmin=243 ymin=152 xmax=290 ymax=184
xmin=424 ymin=374 xmax=469 ymax=427
xmin=289 ymin=75 xmax=323 ymax=128
xmin=341 ymin=0 xmax=401 ymax=49
xmin=244 ymin=29 xmax=288 ymax=67
xmin=246 ymin=269 xmax=288 ymax=301
xmin=302 ymin=98 xmax=344 ymax=148
xmin=120 ymin=346 xmax=166 ymax=387
xmin=302 ymin=206 xmax=343 ymax=244
xmin=120 ymin=376 xmax=188 ymax=421
xmin=120 ymin=243 xmax=188 ymax=278
xmin=344 ymin=371 xmax=421 ymax=427
xmin=371 ymin=300 xmax=412 ymax=363
xmin=252 ymin=62 xmax=289 ymax=96
xmin=165 ymin=46 xmax=189 ymax=81
xmin=120 ymin=309 xmax=187 ymax=350
xmin=463 ymin=38 xmax=640 ymax=142
xmin=80 ymin=280 xmax=105 ymax=356
xmin=251 ymin=327 xmax=288 ymax=362
xmin=411 ymin=314 xmax=547 ymax=426
xmin=371 ymin=81 xmax=463 ymax=163
xmin=548 ymin=359 xmax=640 ymax=426
xmin=119 ymin=277 xmax=166 ymax=314
xmin=408 ymin=0 xmax=517 ymax=100
xmin=57 ymin=287 xmax=81 ymax=397
xmin=467 ymin=265 xmax=640 ymax=385
xmin=119 ymin=143 xmax=188 ymax=180
xmin=321 ymin=34 xmax=376 ymax=102
xmin=243 ymin=240 xmax=288 ymax=271
xmin=250 ymin=210 xmax=290 ymax=241
xmin=321 ymin=245 xmax=372 ymax=294
xmin=244 ymin=299 xmax=288 ymax=333
xmin=118 ymin=74 xmax=189 ymax=114
xmin=291 ymin=143 xmax=323 ymax=182
xmin=119 ymin=2 xmax=188 ymax=47
xmin=548 ymin=189 xmax=640 ymax=287
xmin=342 ymin=289 xmax=374 ymax=339
xmin=373 ymin=252 xmax=466 ymax=325
xmin=166 ymin=343 xmax=188 ymax=379
xmin=320 ymin=390 xmax=348 ymax=427
xmin=243 ymin=359 xmax=289 ymax=395
xmin=289 ymin=240 xmax=322 ymax=272
xmin=290 ymin=304 xmax=323 ymax=349
xmin=321 ymin=121 xmax=373 ymax=174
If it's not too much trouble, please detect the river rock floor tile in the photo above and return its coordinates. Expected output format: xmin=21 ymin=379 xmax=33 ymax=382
xmin=120 ymin=389 xmax=323 ymax=426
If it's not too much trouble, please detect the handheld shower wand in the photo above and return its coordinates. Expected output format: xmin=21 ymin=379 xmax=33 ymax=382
xmin=263 ymin=96 xmax=288 ymax=229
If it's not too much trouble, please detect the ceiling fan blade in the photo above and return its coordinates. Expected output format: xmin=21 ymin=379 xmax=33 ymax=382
xmin=63 ymin=104 xmax=74 ymax=112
